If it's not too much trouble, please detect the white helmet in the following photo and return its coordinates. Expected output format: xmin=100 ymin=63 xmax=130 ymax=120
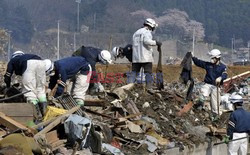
xmin=229 ymin=94 xmax=243 ymax=105
xmin=12 ymin=51 xmax=24 ymax=58
xmin=208 ymin=49 xmax=221 ymax=59
xmin=99 ymin=50 xmax=112 ymax=64
xmin=112 ymin=47 xmax=120 ymax=59
xmin=44 ymin=59 xmax=54 ymax=75
xmin=144 ymin=18 xmax=158 ymax=29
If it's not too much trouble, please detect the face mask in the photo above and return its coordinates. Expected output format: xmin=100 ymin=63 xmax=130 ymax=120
xmin=210 ymin=58 xmax=216 ymax=63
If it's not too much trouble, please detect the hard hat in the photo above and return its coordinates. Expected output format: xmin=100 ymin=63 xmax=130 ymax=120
xmin=112 ymin=47 xmax=120 ymax=59
xmin=99 ymin=50 xmax=112 ymax=64
xmin=44 ymin=59 xmax=54 ymax=75
xmin=229 ymin=94 xmax=243 ymax=105
xmin=208 ymin=49 xmax=221 ymax=59
xmin=11 ymin=51 xmax=24 ymax=58
xmin=144 ymin=18 xmax=158 ymax=29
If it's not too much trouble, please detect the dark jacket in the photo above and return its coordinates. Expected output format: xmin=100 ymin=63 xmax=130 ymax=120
xmin=4 ymin=54 xmax=41 ymax=87
xmin=192 ymin=57 xmax=227 ymax=86
xmin=72 ymin=46 xmax=101 ymax=72
xmin=227 ymin=108 xmax=250 ymax=139
xmin=49 ymin=56 xmax=90 ymax=97
xmin=122 ymin=44 xmax=133 ymax=62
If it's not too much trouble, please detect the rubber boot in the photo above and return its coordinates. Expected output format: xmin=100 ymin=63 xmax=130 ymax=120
xmin=34 ymin=104 xmax=42 ymax=120
xmin=39 ymin=102 xmax=48 ymax=116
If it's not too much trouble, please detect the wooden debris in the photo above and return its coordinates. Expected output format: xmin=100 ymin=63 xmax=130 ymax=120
xmin=0 ymin=112 xmax=32 ymax=133
xmin=177 ymin=101 xmax=193 ymax=116
xmin=112 ymin=83 xmax=134 ymax=100
xmin=0 ymin=103 xmax=33 ymax=124
xmin=34 ymin=105 xmax=80 ymax=137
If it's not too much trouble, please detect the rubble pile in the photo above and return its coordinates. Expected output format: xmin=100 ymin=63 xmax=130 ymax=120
xmin=0 ymin=64 xmax=249 ymax=154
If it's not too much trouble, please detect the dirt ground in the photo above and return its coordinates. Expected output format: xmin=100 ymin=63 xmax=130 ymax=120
xmin=97 ymin=64 xmax=250 ymax=83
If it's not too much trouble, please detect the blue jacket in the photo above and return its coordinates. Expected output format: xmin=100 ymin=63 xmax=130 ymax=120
xmin=72 ymin=46 xmax=101 ymax=72
xmin=192 ymin=57 xmax=227 ymax=86
xmin=227 ymin=108 xmax=250 ymax=139
xmin=4 ymin=54 xmax=41 ymax=87
xmin=49 ymin=56 xmax=90 ymax=97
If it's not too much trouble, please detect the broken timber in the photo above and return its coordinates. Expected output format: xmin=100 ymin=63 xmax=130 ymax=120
xmin=223 ymin=71 xmax=250 ymax=93
xmin=0 ymin=112 xmax=32 ymax=133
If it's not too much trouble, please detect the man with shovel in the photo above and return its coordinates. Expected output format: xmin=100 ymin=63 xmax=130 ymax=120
xmin=130 ymin=18 xmax=162 ymax=89
xmin=192 ymin=49 xmax=227 ymax=121
xmin=223 ymin=94 xmax=250 ymax=155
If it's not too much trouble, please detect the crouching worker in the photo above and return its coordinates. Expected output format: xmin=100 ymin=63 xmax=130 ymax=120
xmin=72 ymin=46 xmax=112 ymax=93
xmin=48 ymin=56 xmax=92 ymax=106
xmin=4 ymin=51 xmax=53 ymax=119
xmin=224 ymin=94 xmax=250 ymax=155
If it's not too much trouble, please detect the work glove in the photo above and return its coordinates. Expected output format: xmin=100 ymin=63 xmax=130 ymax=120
xmin=215 ymin=77 xmax=222 ymax=86
xmin=96 ymin=82 xmax=105 ymax=92
xmin=223 ymin=135 xmax=230 ymax=144
xmin=156 ymin=41 xmax=162 ymax=47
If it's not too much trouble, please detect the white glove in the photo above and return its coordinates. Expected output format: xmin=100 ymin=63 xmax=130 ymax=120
xmin=96 ymin=82 xmax=105 ymax=92
xmin=215 ymin=77 xmax=222 ymax=85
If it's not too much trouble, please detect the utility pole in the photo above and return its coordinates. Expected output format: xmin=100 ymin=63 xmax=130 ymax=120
xmin=192 ymin=28 xmax=195 ymax=55
xmin=57 ymin=20 xmax=60 ymax=60
xmin=231 ymin=37 xmax=234 ymax=61
xmin=7 ymin=31 xmax=11 ymax=61
xmin=76 ymin=0 xmax=81 ymax=32
xmin=74 ymin=32 xmax=76 ymax=51
xmin=248 ymin=42 xmax=250 ymax=62
xmin=93 ymin=13 xmax=96 ymax=32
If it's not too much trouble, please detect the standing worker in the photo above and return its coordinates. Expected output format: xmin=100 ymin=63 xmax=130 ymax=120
xmin=112 ymin=44 xmax=133 ymax=62
xmin=72 ymin=46 xmax=112 ymax=93
xmin=4 ymin=51 xmax=53 ymax=119
xmin=192 ymin=49 xmax=227 ymax=121
xmin=48 ymin=56 xmax=92 ymax=106
xmin=130 ymin=18 xmax=162 ymax=89
xmin=224 ymin=94 xmax=250 ymax=155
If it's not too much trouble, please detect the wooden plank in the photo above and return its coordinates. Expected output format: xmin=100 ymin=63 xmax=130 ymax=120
xmin=0 ymin=103 xmax=33 ymax=116
xmin=0 ymin=103 xmax=33 ymax=124
xmin=0 ymin=112 xmax=31 ymax=132
xmin=46 ymin=130 xmax=59 ymax=144
xmin=34 ymin=105 xmax=80 ymax=137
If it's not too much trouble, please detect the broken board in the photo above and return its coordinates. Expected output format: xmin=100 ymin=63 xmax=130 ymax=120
xmin=0 ymin=103 xmax=33 ymax=124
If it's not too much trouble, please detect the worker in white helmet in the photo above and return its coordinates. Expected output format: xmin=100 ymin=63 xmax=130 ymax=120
xmin=224 ymin=94 xmax=250 ymax=155
xmin=112 ymin=44 xmax=133 ymax=62
xmin=130 ymin=18 xmax=162 ymax=89
xmin=192 ymin=49 xmax=227 ymax=121
xmin=4 ymin=51 xmax=53 ymax=120
xmin=72 ymin=46 xmax=112 ymax=94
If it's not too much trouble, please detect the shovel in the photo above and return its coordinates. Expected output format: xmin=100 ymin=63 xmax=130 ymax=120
xmin=217 ymin=85 xmax=220 ymax=118
xmin=213 ymin=136 xmax=249 ymax=146
xmin=156 ymin=45 xmax=164 ymax=90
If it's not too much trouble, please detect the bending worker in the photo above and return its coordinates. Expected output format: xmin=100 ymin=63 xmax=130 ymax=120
xmin=112 ymin=44 xmax=133 ymax=62
xmin=48 ymin=56 xmax=92 ymax=106
xmin=192 ymin=49 xmax=227 ymax=121
xmin=130 ymin=18 xmax=162 ymax=89
xmin=224 ymin=94 xmax=250 ymax=155
xmin=4 ymin=51 xmax=53 ymax=119
xmin=72 ymin=46 xmax=112 ymax=93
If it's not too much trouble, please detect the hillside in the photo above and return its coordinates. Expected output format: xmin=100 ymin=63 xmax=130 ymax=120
xmin=1 ymin=0 xmax=250 ymax=49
